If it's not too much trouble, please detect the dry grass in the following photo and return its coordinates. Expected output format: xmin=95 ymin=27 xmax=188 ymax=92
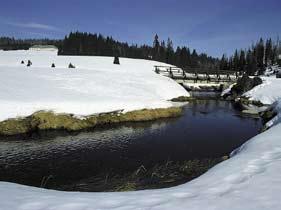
xmin=0 ymin=107 xmax=183 ymax=136
xmin=171 ymin=96 xmax=194 ymax=102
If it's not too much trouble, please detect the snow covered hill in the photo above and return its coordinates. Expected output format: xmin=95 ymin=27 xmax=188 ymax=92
xmin=0 ymin=50 xmax=189 ymax=121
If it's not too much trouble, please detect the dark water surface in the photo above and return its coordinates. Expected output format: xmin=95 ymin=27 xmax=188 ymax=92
xmin=0 ymin=100 xmax=262 ymax=191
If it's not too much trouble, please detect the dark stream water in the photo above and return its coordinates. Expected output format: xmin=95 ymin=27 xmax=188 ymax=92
xmin=0 ymin=99 xmax=262 ymax=191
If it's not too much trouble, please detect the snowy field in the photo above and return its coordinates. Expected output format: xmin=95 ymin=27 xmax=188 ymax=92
xmin=0 ymin=50 xmax=189 ymax=121
xmin=1 ymin=50 xmax=281 ymax=210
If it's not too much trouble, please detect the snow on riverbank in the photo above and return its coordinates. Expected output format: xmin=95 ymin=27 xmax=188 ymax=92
xmin=243 ymin=77 xmax=281 ymax=105
xmin=242 ymin=76 xmax=281 ymax=128
xmin=0 ymin=50 xmax=189 ymax=121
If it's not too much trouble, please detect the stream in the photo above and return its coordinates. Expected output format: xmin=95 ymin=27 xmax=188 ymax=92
xmin=0 ymin=99 xmax=262 ymax=191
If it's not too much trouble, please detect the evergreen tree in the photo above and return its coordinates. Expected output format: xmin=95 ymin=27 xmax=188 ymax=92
xmin=265 ymin=38 xmax=272 ymax=66
xmin=153 ymin=34 xmax=160 ymax=61
xmin=271 ymin=45 xmax=278 ymax=65
xmin=166 ymin=38 xmax=174 ymax=64
xmin=233 ymin=50 xmax=239 ymax=72
xmin=239 ymin=50 xmax=246 ymax=71
xmin=191 ymin=49 xmax=198 ymax=67
xmin=228 ymin=56 xmax=233 ymax=71
xmin=220 ymin=54 xmax=228 ymax=70
xmin=245 ymin=49 xmax=257 ymax=75
xmin=256 ymin=38 xmax=265 ymax=74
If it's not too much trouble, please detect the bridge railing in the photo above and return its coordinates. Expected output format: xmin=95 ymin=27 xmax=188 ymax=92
xmin=154 ymin=65 xmax=239 ymax=80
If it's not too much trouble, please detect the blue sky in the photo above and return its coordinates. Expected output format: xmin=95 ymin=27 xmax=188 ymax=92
xmin=0 ymin=0 xmax=280 ymax=57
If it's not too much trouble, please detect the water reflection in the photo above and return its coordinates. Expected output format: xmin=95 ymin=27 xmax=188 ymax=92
xmin=0 ymin=100 xmax=262 ymax=190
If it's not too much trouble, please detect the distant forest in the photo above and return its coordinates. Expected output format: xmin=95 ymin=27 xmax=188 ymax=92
xmin=1 ymin=33 xmax=280 ymax=75
xmin=0 ymin=37 xmax=61 ymax=51
xmin=220 ymin=38 xmax=281 ymax=75
xmin=58 ymin=32 xmax=219 ymax=69
xmin=0 ymin=33 xmax=218 ymax=69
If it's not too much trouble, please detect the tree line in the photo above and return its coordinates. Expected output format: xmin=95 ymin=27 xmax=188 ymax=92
xmin=220 ymin=38 xmax=281 ymax=75
xmin=0 ymin=37 xmax=61 ymax=51
xmin=2 ymin=33 xmax=280 ymax=75
xmin=58 ymin=32 xmax=219 ymax=69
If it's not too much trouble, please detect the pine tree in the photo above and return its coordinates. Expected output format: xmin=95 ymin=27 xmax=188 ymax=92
xmin=239 ymin=50 xmax=246 ymax=71
xmin=166 ymin=38 xmax=174 ymax=64
xmin=233 ymin=50 xmax=239 ymax=72
xmin=271 ymin=45 xmax=278 ymax=65
xmin=191 ymin=49 xmax=198 ymax=68
xmin=153 ymin=34 xmax=160 ymax=61
xmin=245 ymin=49 xmax=257 ymax=75
xmin=228 ymin=56 xmax=233 ymax=71
xmin=159 ymin=40 xmax=166 ymax=63
xmin=220 ymin=54 xmax=228 ymax=70
xmin=256 ymin=38 xmax=265 ymax=74
xmin=265 ymin=38 xmax=272 ymax=66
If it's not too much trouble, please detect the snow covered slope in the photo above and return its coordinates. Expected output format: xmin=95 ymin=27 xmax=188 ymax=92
xmin=0 ymin=50 xmax=189 ymax=121
xmin=243 ymin=77 xmax=281 ymax=105
xmin=243 ymin=76 xmax=281 ymax=128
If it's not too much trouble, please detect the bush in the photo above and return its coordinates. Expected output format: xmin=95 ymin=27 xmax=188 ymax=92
xmin=277 ymin=59 xmax=281 ymax=67
xmin=253 ymin=77 xmax=262 ymax=86
xmin=231 ymin=74 xmax=262 ymax=95
xmin=277 ymin=71 xmax=281 ymax=78
xmin=68 ymin=63 xmax=75 ymax=68
xmin=21 ymin=60 xmax=24 ymax=64
xmin=51 ymin=63 xmax=55 ymax=68
xmin=114 ymin=56 xmax=120 ymax=65
xmin=27 ymin=60 xmax=32 ymax=67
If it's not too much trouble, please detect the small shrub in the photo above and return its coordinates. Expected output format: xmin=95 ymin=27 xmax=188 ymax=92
xmin=113 ymin=56 xmax=120 ymax=65
xmin=231 ymin=74 xmax=262 ymax=95
xmin=277 ymin=71 xmax=281 ymax=78
xmin=68 ymin=63 xmax=75 ymax=68
xmin=171 ymin=96 xmax=192 ymax=102
xmin=27 ymin=60 xmax=32 ymax=67
xmin=253 ymin=77 xmax=262 ymax=86
xmin=21 ymin=60 xmax=24 ymax=64
xmin=51 ymin=63 xmax=55 ymax=68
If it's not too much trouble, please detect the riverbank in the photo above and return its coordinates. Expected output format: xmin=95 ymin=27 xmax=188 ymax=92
xmin=0 ymin=107 xmax=183 ymax=136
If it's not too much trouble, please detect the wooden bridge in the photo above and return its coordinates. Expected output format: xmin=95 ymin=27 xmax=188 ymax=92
xmin=154 ymin=66 xmax=240 ymax=83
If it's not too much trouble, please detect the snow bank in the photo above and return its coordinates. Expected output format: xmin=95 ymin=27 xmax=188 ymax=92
xmin=264 ymin=65 xmax=281 ymax=77
xmin=242 ymin=76 xmax=281 ymax=127
xmin=265 ymin=100 xmax=281 ymax=128
xmin=0 ymin=50 xmax=189 ymax=121
xmin=243 ymin=77 xmax=281 ymax=105
xmin=182 ymin=82 xmax=222 ymax=91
